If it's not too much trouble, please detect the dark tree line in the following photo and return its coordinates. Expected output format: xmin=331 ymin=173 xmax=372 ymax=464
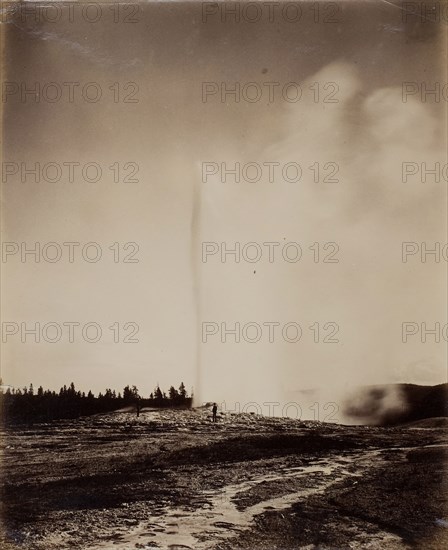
xmin=0 ymin=381 xmax=192 ymax=424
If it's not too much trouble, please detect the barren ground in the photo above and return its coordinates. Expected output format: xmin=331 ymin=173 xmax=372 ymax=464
xmin=1 ymin=409 xmax=447 ymax=549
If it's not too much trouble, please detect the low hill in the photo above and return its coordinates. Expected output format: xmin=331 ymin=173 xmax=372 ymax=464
xmin=342 ymin=383 xmax=448 ymax=426
xmin=403 ymin=417 xmax=448 ymax=429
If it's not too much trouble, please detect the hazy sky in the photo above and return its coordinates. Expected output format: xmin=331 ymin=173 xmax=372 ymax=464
xmin=1 ymin=1 xmax=447 ymax=410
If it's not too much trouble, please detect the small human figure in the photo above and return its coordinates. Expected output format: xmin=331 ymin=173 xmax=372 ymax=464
xmin=136 ymin=398 xmax=140 ymax=417
xmin=212 ymin=402 xmax=217 ymax=422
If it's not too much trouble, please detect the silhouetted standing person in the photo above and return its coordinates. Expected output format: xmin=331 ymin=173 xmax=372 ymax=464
xmin=212 ymin=402 xmax=217 ymax=422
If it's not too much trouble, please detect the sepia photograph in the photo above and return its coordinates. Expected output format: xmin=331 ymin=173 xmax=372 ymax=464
xmin=0 ymin=1 xmax=447 ymax=549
